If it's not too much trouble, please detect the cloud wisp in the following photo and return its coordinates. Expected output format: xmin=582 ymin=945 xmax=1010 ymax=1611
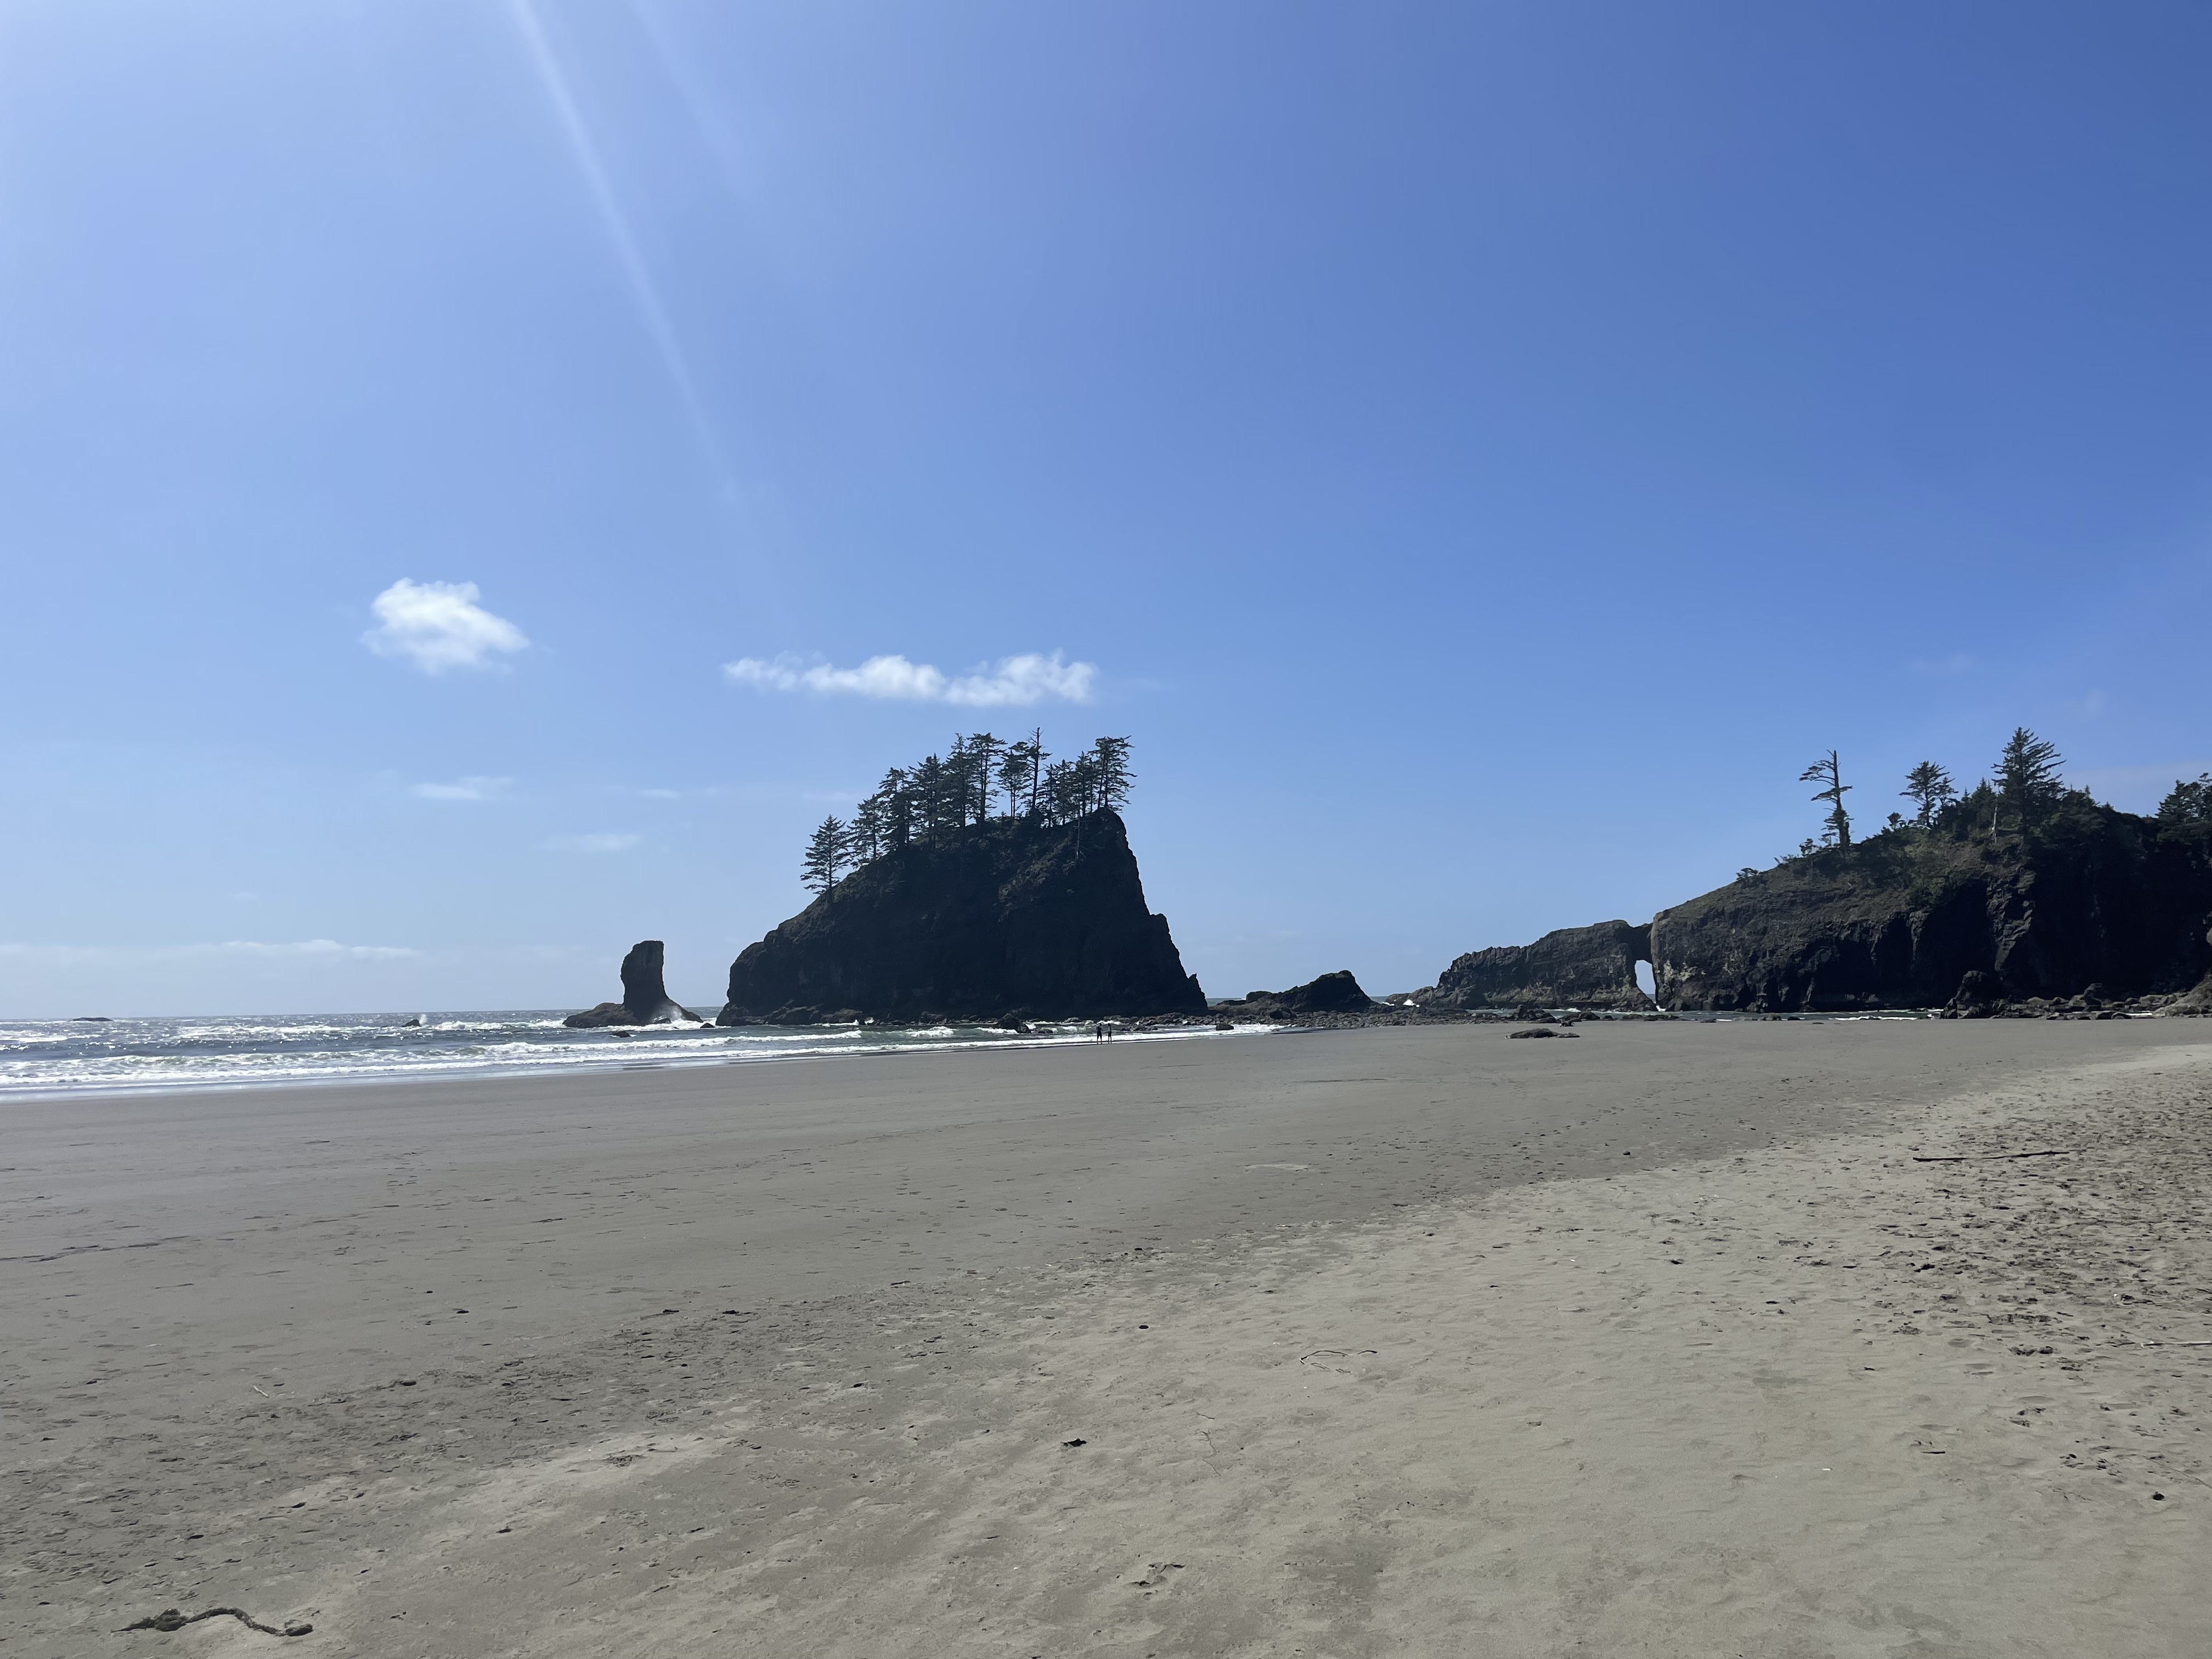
xmin=364 ymin=580 xmax=529 ymax=675
xmin=545 ymin=832 xmax=641 ymax=854
xmin=412 ymin=776 xmax=516 ymax=802
xmin=725 ymin=651 xmax=1096 ymax=708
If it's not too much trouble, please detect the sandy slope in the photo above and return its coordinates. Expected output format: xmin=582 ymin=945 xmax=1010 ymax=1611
xmin=5 ymin=1023 xmax=2208 ymax=1655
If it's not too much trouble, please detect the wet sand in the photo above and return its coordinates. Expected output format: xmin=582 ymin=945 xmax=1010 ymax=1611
xmin=5 ymin=1020 xmax=2208 ymax=1655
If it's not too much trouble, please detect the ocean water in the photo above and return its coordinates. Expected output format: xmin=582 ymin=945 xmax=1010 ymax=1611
xmin=0 ymin=1009 xmax=1267 ymax=1098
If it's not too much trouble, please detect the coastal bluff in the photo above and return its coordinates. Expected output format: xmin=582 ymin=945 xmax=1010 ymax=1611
xmin=1650 ymin=799 xmax=2212 ymax=1012
xmin=718 ymin=809 xmax=1205 ymax=1025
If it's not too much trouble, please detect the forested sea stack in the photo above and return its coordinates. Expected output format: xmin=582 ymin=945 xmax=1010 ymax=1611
xmin=718 ymin=809 xmax=1204 ymax=1024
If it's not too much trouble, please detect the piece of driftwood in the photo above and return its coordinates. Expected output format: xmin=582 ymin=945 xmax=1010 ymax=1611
xmin=1909 ymin=1149 xmax=2074 ymax=1162
xmin=121 ymin=1607 xmax=312 ymax=1638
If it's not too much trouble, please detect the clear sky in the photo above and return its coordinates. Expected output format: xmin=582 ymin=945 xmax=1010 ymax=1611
xmin=3 ymin=1 xmax=2208 ymax=1017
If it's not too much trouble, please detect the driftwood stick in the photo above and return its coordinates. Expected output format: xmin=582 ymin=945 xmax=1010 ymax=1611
xmin=121 ymin=1607 xmax=312 ymax=1638
xmin=1910 ymin=1149 xmax=2074 ymax=1163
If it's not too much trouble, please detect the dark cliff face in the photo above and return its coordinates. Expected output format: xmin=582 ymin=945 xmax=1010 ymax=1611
xmin=1651 ymin=802 xmax=2212 ymax=1012
xmin=719 ymin=810 xmax=1205 ymax=1024
xmin=563 ymin=940 xmax=698 ymax=1027
xmin=1422 ymin=921 xmax=1654 ymax=1011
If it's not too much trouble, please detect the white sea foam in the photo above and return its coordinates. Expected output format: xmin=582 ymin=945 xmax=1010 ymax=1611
xmin=0 ymin=1009 xmax=1262 ymax=1098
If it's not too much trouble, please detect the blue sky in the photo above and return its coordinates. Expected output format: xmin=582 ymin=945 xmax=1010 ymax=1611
xmin=3 ymin=1 xmax=2208 ymax=1016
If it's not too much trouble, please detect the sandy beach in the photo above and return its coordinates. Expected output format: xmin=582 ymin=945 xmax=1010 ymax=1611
xmin=5 ymin=1020 xmax=2208 ymax=1656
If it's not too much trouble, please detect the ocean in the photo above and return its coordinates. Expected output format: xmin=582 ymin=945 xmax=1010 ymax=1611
xmin=0 ymin=1008 xmax=1260 ymax=1098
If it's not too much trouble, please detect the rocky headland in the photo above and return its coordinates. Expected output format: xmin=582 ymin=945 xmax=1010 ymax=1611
xmin=562 ymin=940 xmax=701 ymax=1028
xmin=1429 ymin=797 xmax=2212 ymax=1018
xmin=718 ymin=809 xmax=1205 ymax=1025
xmin=1650 ymin=798 xmax=2212 ymax=1014
xmin=1419 ymin=921 xmax=1654 ymax=1012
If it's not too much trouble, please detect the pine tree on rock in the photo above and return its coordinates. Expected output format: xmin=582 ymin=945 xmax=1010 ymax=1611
xmin=1900 ymin=761 xmax=1957 ymax=828
xmin=1995 ymin=728 xmax=2065 ymax=825
xmin=1800 ymin=751 xmax=1853 ymax=848
xmin=998 ymin=736 xmax=1041 ymax=819
xmin=802 ymin=815 xmax=847 ymax=895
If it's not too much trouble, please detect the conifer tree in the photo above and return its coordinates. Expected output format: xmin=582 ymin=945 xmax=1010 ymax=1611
xmin=1799 ymin=751 xmax=1853 ymax=848
xmin=802 ymin=815 xmax=846 ymax=895
xmin=1995 ymin=728 xmax=2064 ymax=822
xmin=998 ymin=738 xmax=1037 ymax=817
xmin=964 ymin=732 xmax=1006 ymax=821
xmin=1089 ymin=736 xmax=1134 ymax=812
xmin=1041 ymin=758 xmax=1082 ymax=823
xmin=2156 ymin=773 xmax=2211 ymax=826
xmin=849 ymin=792 xmax=887 ymax=865
xmin=1900 ymin=760 xmax=1957 ymax=828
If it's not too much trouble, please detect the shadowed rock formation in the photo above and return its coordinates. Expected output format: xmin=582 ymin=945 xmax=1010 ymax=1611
xmin=563 ymin=940 xmax=700 ymax=1028
xmin=1212 ymin=969 xmax=1375 ymax=1020
xmin=718 ymin=810 xmax=1204 ymax=1025
xmin=1420 ymin=921 xmax=1654 ymax=1012
xmin=1650 ymin=800 xmax=2212 ymax=1012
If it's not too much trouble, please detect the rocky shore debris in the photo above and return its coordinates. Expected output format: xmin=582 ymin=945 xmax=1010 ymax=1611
xmin=563 ymin=940 xmax=702 ymax=1029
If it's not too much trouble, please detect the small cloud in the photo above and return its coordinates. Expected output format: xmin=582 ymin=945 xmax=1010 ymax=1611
xmin=412 ymin=775 xmax=515 ymax=802
xmin=638 ymin=788 xmax=682 ymax=800
xmin=546 ymin=832 xmax=641 ymax=853
xmin=725 ymin=650 xmax=1096 ymax=708
xmin=364 ymin=579 xmax=529 ymax=674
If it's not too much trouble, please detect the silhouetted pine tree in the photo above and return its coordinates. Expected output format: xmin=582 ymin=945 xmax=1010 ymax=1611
xmin=802 ymin=816 xmax=847 ymax=895
xmin=1799 ymin=751 xmax=1853 ymax=848
xmin=1900 ymin=761 xmax=1957 ymax=829
xmin=1088 ymin=736 xmax=1133 ymax=812
xmin=1995 ymin=727 xmax=2063 ymax=818
xmin=999 ymin=735 xmax=1041 ymax=817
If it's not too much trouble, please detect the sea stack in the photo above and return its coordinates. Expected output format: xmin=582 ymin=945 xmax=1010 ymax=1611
xmin=1211 ymin=970 xmax=1376 ymax=1020
xmin=563 ymin=940 xmax=700 ymax=1028
xmin=718 ymin=809 xmax=1205 ymax=1025
xmin=1419 ymin=922 xmax=1654 ymax=1012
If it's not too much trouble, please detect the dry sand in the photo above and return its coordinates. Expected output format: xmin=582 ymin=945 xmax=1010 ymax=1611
xmin=4 ymin=1020 xmax=2208 ymax=1655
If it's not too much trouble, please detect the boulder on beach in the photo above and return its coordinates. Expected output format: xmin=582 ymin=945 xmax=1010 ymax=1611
xmin=564 ymin=940 xmax=701 ymax=1028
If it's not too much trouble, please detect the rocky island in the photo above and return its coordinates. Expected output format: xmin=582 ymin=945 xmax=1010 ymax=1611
xmin=562 ymin=940 xmax=701 ymax=1028
xmin=719 ymin=808 xmax=1204 ymax=1025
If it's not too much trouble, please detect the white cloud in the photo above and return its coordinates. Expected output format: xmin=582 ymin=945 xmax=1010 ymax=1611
xmin=0 ymin=939 xmax=419 ymax=965
xmin=546 ymin=832 xmax=641 ymax=853
xmin=724 ymin=651 xmax=1096 ymax=708
xmin=363 ymin=579 xmax=529 ymax=674
xmin=412 ymin=775 xmax=515 ymax=802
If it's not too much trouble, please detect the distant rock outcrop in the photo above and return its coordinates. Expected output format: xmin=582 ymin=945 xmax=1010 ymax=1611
xmin=718 ymin=810 xmax=1205 ymax=1025
xmin=564 ymin=940 xmax=700 ymax=1028
xmin=1419 ymin=921 xmax=1654 ymax=1012
xmin=1212 ymin=969 xmax=1375 ymax=1020
xmin=1650 ymin=801 xmax=2212 ymax=1012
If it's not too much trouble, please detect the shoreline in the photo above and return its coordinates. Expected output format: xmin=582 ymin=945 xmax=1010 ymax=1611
xmin=7 ymin=1020 xmax=2207 ymax=1654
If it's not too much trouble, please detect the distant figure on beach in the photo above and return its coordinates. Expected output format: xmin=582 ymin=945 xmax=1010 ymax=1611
xmin=1092 ymin=1020 xmax=1105 ymax=1040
